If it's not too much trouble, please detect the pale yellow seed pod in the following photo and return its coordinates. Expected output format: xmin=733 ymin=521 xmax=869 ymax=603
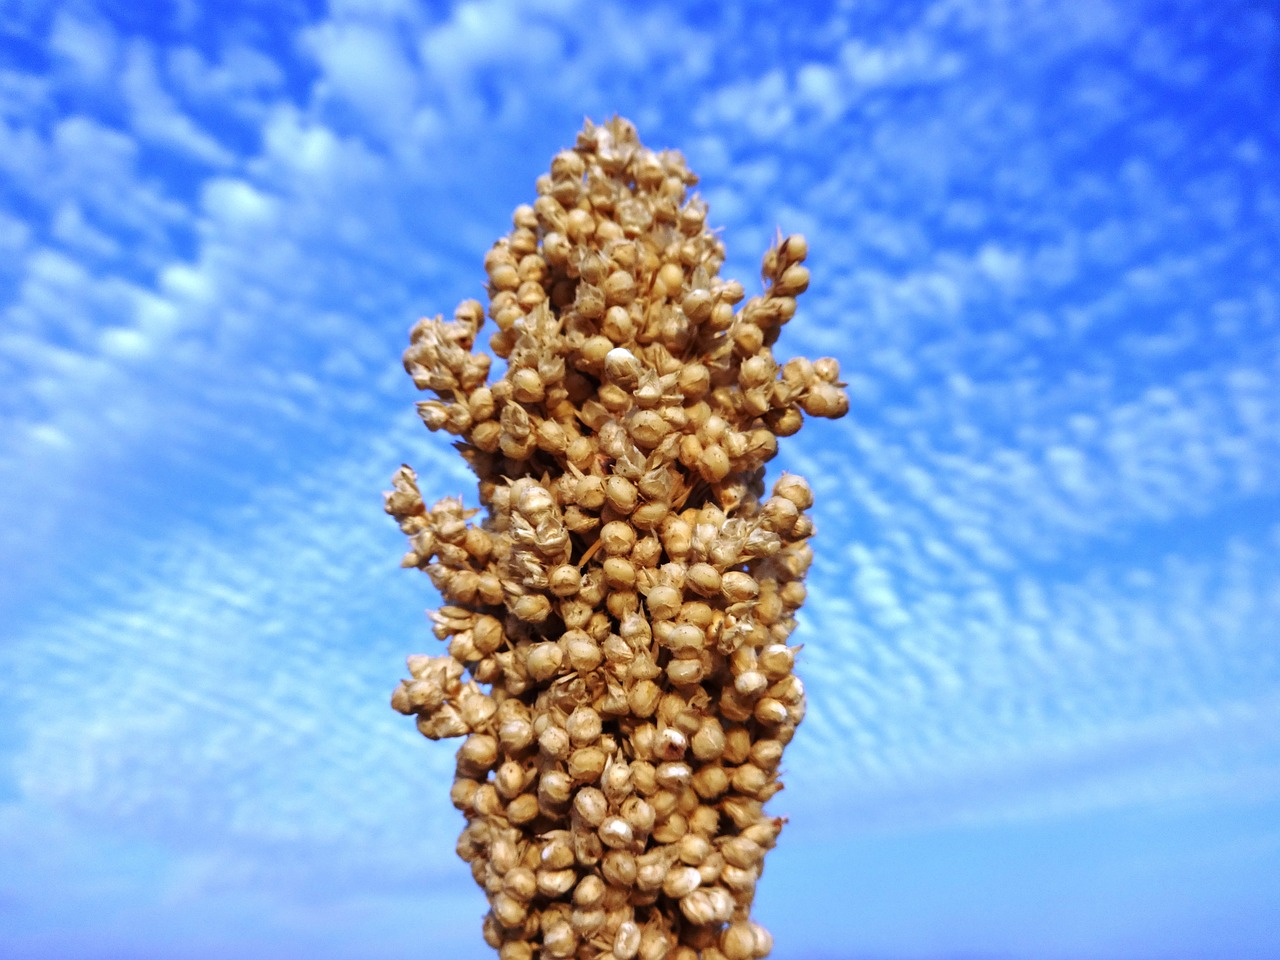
xmin=568 ymin=745 xmax=608 ymax=783
xmin=721 ymin=835 xmax=763 ymax=869
xmin=631 ymin=501 xmax=669 ymax=530
xmin=602 ymin=756 xmax=634 ymax=805
xmin=450 ymin=778 xmax=479 ymax=810
xmin=750 ymin=738 xmax=785 ymax=770
xmin=603 ymin=556 xmax=637 ymax=589
xmin=404 ymin=678 xmax=445 ymax=713
xmin=566 ymin=207 xmax=594 ymax=241
xmin=600 ymin=520 xmax=637 ymax=555
xmin=731 ymin=763 xmax=769 ymax=798
xmin=614 ymin=920 xmax=642 ymax=960
xmin=508 ymin=793 xmax=540 ymax=824
xmin=655 ymin=726 xmax=688 ymax=761
xmin=721 ymin=571 xmax=759 ymax=603
xmin=540 ymin=831 xmax=576 ymax=870
xmin=750 ymin=922 xmax=774 ymax=957
xmin=495 ymin=760 xmax=525 ymax=798
xmin=689 ymin=804 xmax=721 ymax=838
xmin=657 ymin=261 xmax=684 ymax=294
xmin=499 ymin=940 xmax=534 ymax=960
xmin=510 ymin=366 xmax=544 ymax=403
xmin=677 ymin=888 xmax=719 ymax=926
xmin=721 ymin=922 xmax=757 ymax=960
xmin=571 ymin=644 xmax=607 ymax=679
xmin=602 ymin=848 xmax=637 ymax=887
xmin=630 ymin=722 xmax=656 ymax=760
xmin=572 ymin=907 xmax=606 ymax=938
xmin=458 ymin=733 xmax=499 ymax=772
xmin=488 ymin=837 xmax=520 ymax=879
xmin=695 ymin=849 xmax=724 ymax=886
xmin=779 ymin=232 xmax=808 ymax=263
xmin=481 ymin=912 xmax=505 ymax=949
xmin=538 ymin=776 xmax=573 ymax=819
xmin=634 ymin=854 xmax=668 ymax=893
xmin=774 ymin=473 xmax=813 ymax=509
xmin=698 ymin=444 xmax=731 ymax=482
xmin=537 ymin=867 xmax=577 ymax=897
xmin=678 ymin=832 xmax=711 ymax=865
xmin=573 ymin=786 xmax=608 ymax=826
xmin=574 ymin=873 xmax=606 ymax=909
xmin=734 ymin=670 xmax=769 ymax=699
xmin=722 ymin=725 xmax=752 ymax=764
xmin=660 ymin=516 xmax=693 ymax=560
xmin=645 ymin=584 xmax=681 ymax=620
xmin=773 ymin=263 xmax=809 ymax=296
xmin=664 ymin=623 xmax=704 ymax=656
xmin=543 ymin=919 xmax=577 ymax=959
xmin=548 ymin=563 xmax=581 ymax=598
xmin=603 ymin=269 xmax=637 ymax=306
xmin=605 ymin=476 xmax=638 ymax=513
xmin=600 ymin=815 xmax=634 ymax=849
xmin=512 ymin=593 xmax=552 ymax=622
xmin=709 ymin=301 xmax=734 ymax=330
xmin=720 ymin=863 xmax=758 ymax=895
xmin=628 ymin=680 xmax=661 ymax=718
xmin=567 ymin=706 xmax=603 ymax=745
xmin=539 ymin=724 xmax=571 ymax=760
xmin=758 ymin=642 xmax=794 ymax=679
xmin=628 ymin=410 xmax=669 ymax=449
xmin=662 ymin=864 xmax=701 ymax=899
xmin=488 ymin=262 xmax=520 ymax=291
xmin=655 ymin=761 xmax=692 ymax=791
xmin=621 ymin=795 xmax=656 ymax=836
xmin=605 ymin=347 xmax=643 ymax=391
xmin=754 ymin=698 xmax=789 ymax=725
xmin=575 ymin=474 xmax=606 ymax=510
xmin=645 ymin=783 xmax=672 ymax=815
xmin=691 ymin=764 xmax=729 ymax=800
xmin=666 ymin=658 xmax=703 ymax=685
xmin=602 ymin=304 xmax=635 ymax=343
xmin=681 ymin=289 xmax=712 ymax=324
xmin=492 ymin=891 xmax=528 ymax=927
xmin=499 ymin=716 xmax=534 ymax=753
xmin=691 ymin=717 xmax=726 ymax=761
xmin=526 ymin=642 xmax=564 ymax=681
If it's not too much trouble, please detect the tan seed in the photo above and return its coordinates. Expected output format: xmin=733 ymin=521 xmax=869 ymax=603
xmin=662 ymin=865 xmax=701 ymax=899
xmin=526 ymin=643 xmax=564 ymax=681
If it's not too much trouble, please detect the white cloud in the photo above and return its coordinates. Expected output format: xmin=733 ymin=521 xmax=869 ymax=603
xmin=122 ymin=41 xmax=235 ymax=166
xmin=303 ymin=21 xmax=420 ymax=142
xmin=256 ymin=105 xmax=345 ymax=179
xmin=99 ymin=325 xmax=154 ymax=360
xmin=50 ymin=202 xmax=121 ymax=259
xmin=0 ymin=209 xmax=30 ymax=255
xmin=795 ymin=62 xmax=846 ymax=122
xmin=6 ymin=421 xmax=472 ymax=862
xmin=166 ymin=43 xmax=286 ymax=122
xmin=202 ymin=177 xmax=279 ymax=228
xmin=49 ymin=10 xmax=118 ymax=84
xmin=418 ymin=0 xmax=528 ymax=74
xmin=44 ymin=114 xmax=186 ymax=253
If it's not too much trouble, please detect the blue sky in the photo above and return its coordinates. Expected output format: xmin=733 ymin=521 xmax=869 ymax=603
xmin=1 ymin=1 xmax=1278 ymax=958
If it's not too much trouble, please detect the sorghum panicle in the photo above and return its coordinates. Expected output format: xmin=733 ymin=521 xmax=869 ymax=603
xmin=387 ymin=116 xmax=848 ymax=960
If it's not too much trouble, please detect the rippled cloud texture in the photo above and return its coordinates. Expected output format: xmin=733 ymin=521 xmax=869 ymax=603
xmin=2 ymin=1 xmax=1278 ymax=958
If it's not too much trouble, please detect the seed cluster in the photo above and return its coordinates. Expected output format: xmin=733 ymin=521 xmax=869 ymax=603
xmin=387 ymin=117 xmax=848 ymax=960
